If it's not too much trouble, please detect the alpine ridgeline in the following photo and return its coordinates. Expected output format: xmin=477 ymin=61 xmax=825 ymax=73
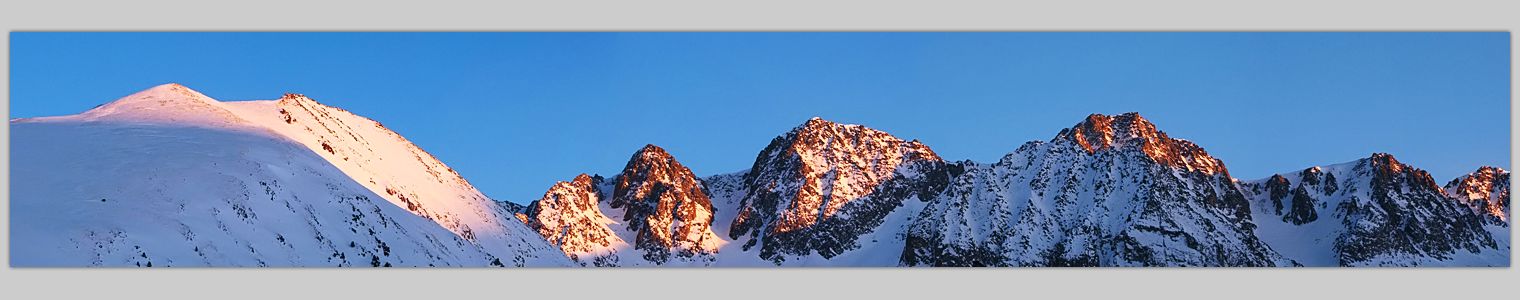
xmin=725 ymin=118 xmax=961 ymax=265
xmin=1240 ymin=156 xmax=1509 ymax=266
xmin=11 ymin=84 xmax=568 ymax=267
xmin=15 ymin=84 xmax=1507 ymax=267
xmin=902 ymin=113 xmax=1288 ymax=267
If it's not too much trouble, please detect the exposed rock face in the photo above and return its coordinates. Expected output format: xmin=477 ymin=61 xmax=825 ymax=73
xmin=1242 ymin=154 xmax=1503 ymax=266
xmin=903 ymin=113 xmax=1287 ymax=267
xmin=610 ymin=145 xmax=723 ymax=264
xmin=521 ymin=145 xmax=722 ymax=266
xmin=1445 ymin=166 xmax=1511 ymax=226
xmin=729 ymin=117 xmax=957 ymax=264
xmin=1064 ymin=113 xmax=1227 ymax=176
xmin=1264 ymin=175 xmax=1291 ymax=215
xmin=523 ymin=174 xmax=623 ymax=265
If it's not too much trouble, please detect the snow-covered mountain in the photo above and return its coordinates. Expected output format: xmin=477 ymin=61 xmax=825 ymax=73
xmin=723 ymin=117 xmax=961 ymax=265
xmin=902 ymin=113 xmax=1289 ymax=267
xmin=608 ymin=145 xmax=724 ymax=264
xmin=520 ymin=145 xmax=723 ymax=266
xmin=10 ymin=84 xmax=569 ymax=267
xmin=12 ymin=84 xmax=1507 ymax=267
xmin=1445 ymin=166 xmax=1511 ymax=226
xmin=521 ymin=174 xmax=627 ymax=266
xmin=1240 ymin=155 xmax=1507 ymax=266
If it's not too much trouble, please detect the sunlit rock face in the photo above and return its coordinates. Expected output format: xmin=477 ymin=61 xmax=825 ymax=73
xmin=904 ymin=113 xmax=1286 ymax=267
xmin=1063 ymin=113 xmax=1227 ymax=176
xmin=610 ymin=145 xmax=723 ymax=264
xmin=524 ymin=174 xmax=624 ymax=264
xmin=1446 ymin=166 xmax=1511 ymax=226
xmin=729 ymin=117 xmax=958 ymax=264
xmin=1240 ymin=154 xmax=1505 ymax=266
xmin=522 ymin=145 xmax=723 ymax=266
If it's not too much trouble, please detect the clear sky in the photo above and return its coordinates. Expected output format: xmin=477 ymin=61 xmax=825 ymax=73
xmin=10 ymin=32 xmax=1510 ymax=202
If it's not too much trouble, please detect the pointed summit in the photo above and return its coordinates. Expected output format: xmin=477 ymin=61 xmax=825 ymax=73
xmin=730 ymin=117 xmax=955 ymax=262
xmin=1058 ymin=112 xmax=1160 ymax=153
xmin=71 ymin=83 xmax=248 ymax=127
xmin=611 ymin=144 xmax=722 ymax=264
xmin=781 ymin=117 xmax=941 ymax=162
xmin=1359 ymin=153 xmax=1446 ymax=192
xmin=630 ymin=144 xmax=674 ymax=163
xmin=1445 ymin=166 xmax=1510 ymax=225
xmin=1055 ymin=112 xmax=1226 ymax=175
xmin=522 ymin=173 xmax=622 ymax=260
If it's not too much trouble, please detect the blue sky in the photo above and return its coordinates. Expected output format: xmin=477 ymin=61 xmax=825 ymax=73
xmin=10 ymin=32 xmax=1510 ymax=202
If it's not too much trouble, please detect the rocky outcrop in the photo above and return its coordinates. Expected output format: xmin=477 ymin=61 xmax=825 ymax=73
xmin=1242 ymin=154 xmax=1502 ymax=266
xmin=728 ymin=117 xmax=957 ymax=264
xmin=1445 ymin=166 xmax=1511 ymax=226
xmin=521 ymin=145 xmax=722 ymax=266
xmin=523 ymin=174 xmax=623 ymax=265
xmin=609 ymin=145 xmax=722 ymax=264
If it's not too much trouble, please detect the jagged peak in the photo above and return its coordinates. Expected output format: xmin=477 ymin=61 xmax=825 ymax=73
xmin=1055 ymin=112 xmax=1226 ymax=175
xmin=632 ymin=144 xmax=674 ymax=161
xmin=794 ymin=116 xmax=843 ymax=133
xmin=1057 ymin=112 xmax=1158 ymax=152
xmin=1446 ymin=166 xmax=1510 ymax=190
xmin=569 ymin=173 xmax=598 ymax=187
xmin=1367 ymin=152 xmax=1399 ymax=164
xmin=1363 ymin=153 xmax=1413 ymax=176
xmin=1355 ymin=152 xmax=1449 ymax=193
xmin=620 ymin=144 xmax=690 ymax=175
xmin=778 ymin=117 xmax=941 ymax=162
xmin=1445 ymin=165 xmax=1511 ymax=224
xmin=616 ymin=144 xmax=700 ymax=197
xmin=1470 ymin=166 xmax=1508 ymax=176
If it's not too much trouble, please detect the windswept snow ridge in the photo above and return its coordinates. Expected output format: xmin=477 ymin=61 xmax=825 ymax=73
xmin=11 ymin=84 xmax=568 ymax=267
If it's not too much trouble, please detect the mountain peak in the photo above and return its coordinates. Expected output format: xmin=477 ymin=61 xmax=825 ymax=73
xmin=1473 ymin=165 xmax=1506 ymax=175
xmin=796 ymin=116 xmax=841 ymax=133
xmin=570 ymin=173 xmax=597 ymax=186
xmin=1364 ymin=153 xmax=1410 ymax=177
xmin=609 ymin=144 xmax=722 ymax=264
xmin=781 ymin=117 xmax=941 ymax=162
xmin=1444 ymin=165 xmax=1510 ymax=225
xmin=73 ymin=83 xmax=248 ymax=126
xmin=633 ymin=144 xmax=673 ymax=161
xmin=1056 ymin=112 xmax=1226 ymax=175
xmin=1059 ymin=112 xmax=1157 ymax=152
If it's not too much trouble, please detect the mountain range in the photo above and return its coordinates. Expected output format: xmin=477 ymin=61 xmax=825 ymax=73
xmin=10 ymin=84 xmax=1509 ymax=267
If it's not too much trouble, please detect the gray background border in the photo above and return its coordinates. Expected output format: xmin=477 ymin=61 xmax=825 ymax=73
xmin=2 ymin=0 xmax=1515 ymax=299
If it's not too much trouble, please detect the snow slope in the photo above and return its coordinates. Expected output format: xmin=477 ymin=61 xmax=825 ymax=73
xmin=10 ymin=84 xmax=568 ymax=267
xmin=220 ymin=93 xmax=563 ymax=265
